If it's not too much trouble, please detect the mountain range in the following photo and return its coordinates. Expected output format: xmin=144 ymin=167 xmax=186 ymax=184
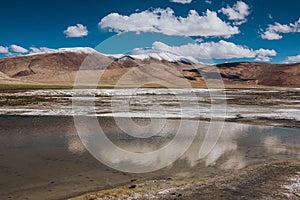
xmin=0 ymin=47 xmax=299 ymax=88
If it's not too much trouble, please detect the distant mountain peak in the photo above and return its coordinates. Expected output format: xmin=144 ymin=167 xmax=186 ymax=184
xmin=105 ymin=50 xmax=199 ymax=64
xmin=28 ymin=47 xmax=98 ymax=56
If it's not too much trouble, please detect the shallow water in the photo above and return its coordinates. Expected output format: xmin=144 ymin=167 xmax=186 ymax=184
xmin=0 ymin=116 xmax=299 ymax=200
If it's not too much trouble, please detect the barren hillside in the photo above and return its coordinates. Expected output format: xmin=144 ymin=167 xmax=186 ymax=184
xmin=0 ymin=50 xmax=299 ymax=88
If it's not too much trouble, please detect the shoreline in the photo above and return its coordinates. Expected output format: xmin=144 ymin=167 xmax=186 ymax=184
xmin=0 ymin=114 xmax=299 ymax=130
xmin=0 ymin=83 xmax=299 ymax=91
xmin=71 ymin=160 xmax=300 ymax=200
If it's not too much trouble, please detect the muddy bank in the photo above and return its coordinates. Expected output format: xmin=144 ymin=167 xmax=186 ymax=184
xmin=74 ymin=160 xmax=300 ymax=200
xmin=226 ymin=117 xmax=300 ymax=130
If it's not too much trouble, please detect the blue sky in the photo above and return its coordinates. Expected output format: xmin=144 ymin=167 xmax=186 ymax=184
xmin=0 ymin=0 xmax=299 ymax=63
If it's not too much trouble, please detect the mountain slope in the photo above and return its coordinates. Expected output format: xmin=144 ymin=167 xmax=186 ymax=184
xmin=217 ymin=62 xmax=300 ymax=87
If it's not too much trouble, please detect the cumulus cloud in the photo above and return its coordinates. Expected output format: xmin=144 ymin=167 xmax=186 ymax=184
xmin=0 ymin=46 xmax=9 ymax=54
xmin=254 ymin=48 xmax=277 ymax=62
xmin=286 ymin=54 xmax=300 ymax=63
xmin=132 ymin=40 xmax=276 ymax=61
xmin=170 ymin=0 xmax=192 ymax=4
xmin=64 ymin=24 xmax=88 ymax=38
xmin=261 ymin=18 xmax=300 ymax=40
xmin=10 ymin=44 xmax=28 ymax=53
xmin=261 ymin=31 xmax=282 ymax=40
xmin=99 ymin=8 xmax=240 ymax=38
xmin=220 ymin=1 xmax=250 ymax=25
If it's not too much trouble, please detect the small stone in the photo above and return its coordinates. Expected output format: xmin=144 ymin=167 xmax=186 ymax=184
xmin=129 ymin=185 xmax=137 ymax=189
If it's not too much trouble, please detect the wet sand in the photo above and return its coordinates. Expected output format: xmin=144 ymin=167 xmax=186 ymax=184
xmin=0 ymin=115 xmax=299 ymax=199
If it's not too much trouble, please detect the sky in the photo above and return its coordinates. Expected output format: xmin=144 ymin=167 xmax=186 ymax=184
xmin=0 ymin=0 xmax=299 ymax=63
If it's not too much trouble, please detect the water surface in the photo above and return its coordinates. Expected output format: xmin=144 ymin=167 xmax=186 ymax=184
xmin=0 ymin=116 xmax=299 ymax=199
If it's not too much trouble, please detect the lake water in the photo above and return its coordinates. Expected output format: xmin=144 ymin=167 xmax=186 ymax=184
xmin=0 ymin=116 xmax=299 ymax=199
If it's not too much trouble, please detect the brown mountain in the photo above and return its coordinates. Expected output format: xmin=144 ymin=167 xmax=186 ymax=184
xmin=0 ymin=50 xmax=299 ymax=88
xmin=217 ymin=62 xmax=300 ymax=87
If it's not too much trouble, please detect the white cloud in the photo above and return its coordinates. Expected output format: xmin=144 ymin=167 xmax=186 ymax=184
xmin=99 ymin=8 xmax=240 ymax=38
xmin=170 ymin=0 xmax=192 ymax=4
xmin=205 ymin=0 xmax=212 ymax=4
xmin=261 ymin=18 xmax=300 ymax=40
xmin=29 ymin=47 xmax=57 ymax=54
xmin=0 ymin=46 xmax=9 ymax=54
xmin=10 ymin=44 xmax=28 ymax=53
xmin=286 ymin=54 xmax=300 ymax=63
xmin=220 ymin=1 xmax=250 ymax=25
xmin=64 ymin=24 xmax=88 ymax=38
xmin=195 ymin=38 xmax=204 ymax=43
xmin=132 ymin=40 xmax=276 ymax=61
xmin=261 ymin=31 xmax=282 ymax=40
xmin=255 ymin=48 xmax=277 ymax=62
